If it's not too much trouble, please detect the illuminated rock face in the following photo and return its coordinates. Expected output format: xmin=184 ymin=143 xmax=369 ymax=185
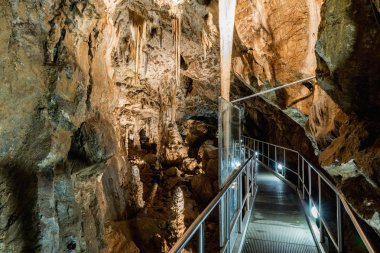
xmin=235 ymin=0 xmax=380 ymax=237
xmin=0 ymin=0 xmax=219 ymax=252
xmin=0 ymin=0 xmax=379 ymax=252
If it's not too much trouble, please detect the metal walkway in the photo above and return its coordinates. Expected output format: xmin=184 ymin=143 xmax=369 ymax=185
xmin=168 ymin=136 xmax=378 ymax=253
xmin=243 ymin=165 xmax=318 ymax=253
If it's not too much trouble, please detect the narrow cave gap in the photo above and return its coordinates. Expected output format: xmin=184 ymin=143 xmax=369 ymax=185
xmin=180 ymin=54 xmax=188 ymax=70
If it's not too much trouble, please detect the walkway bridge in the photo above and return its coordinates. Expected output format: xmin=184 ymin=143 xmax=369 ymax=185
xmin=168 ymin=87 xmax=378 ymax=253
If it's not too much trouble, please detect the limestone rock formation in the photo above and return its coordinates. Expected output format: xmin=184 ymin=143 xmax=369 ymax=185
xmin=126 ymin=165 xmax=145 ymax=212
xmin=0 ymin=0 xmax=379 ymax=251
xmin=168 ymin=187 xmax=186 ymax=245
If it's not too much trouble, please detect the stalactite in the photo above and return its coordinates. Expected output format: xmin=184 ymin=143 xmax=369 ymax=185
xmin=129 ymin=12 xmax=147 ymax=85
xmin=171 ymin=17 xmax=181 ymax=123
xmin=201 ymin=28 xmax=212 ymax=59
xmin=160 ymin=27 xmax=163 ymax=48
xmin=201 ymin=13 xmax=218 ymax=59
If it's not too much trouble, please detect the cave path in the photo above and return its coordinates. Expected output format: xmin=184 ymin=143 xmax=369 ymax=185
xmin=242 ymin=165 xmax=319 ymax=253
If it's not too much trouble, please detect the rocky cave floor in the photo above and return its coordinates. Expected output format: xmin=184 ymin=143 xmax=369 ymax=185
xmin=102 ymin=120 xmax=220 ymax=253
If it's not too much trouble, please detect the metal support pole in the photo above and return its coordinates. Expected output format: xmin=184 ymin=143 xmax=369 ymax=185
xmin=308 ymin=164 xmax=312 ymax=207
xmin=226 ymin=191 xmax=230 ymax=241
xmin=318 ymin=176 xmax=324 ymax=243
xmin=245 ymin=163 xmax=249 ymax=207
xmin=297 ymin=154 xmax=300 ymax=190
xmin=302 ymin=159 xmax=305 ymax=200
xmin=275 ymin=146 xmax=277 ymax=171
xmin=283 ymin=149 xmax=286 ymax=177
xmin=238 ymin=175 xmax=242 ymax=233
xmin=198 ymin=223 xmax=205 ymax=253
xmin=267 ymin=144 xmax=270 ymax=167
xmin=337 ymin=196 xmax=343 ymax=253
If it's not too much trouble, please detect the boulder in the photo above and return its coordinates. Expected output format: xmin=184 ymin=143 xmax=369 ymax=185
xmin=165 ymin=167 xmax=181 ymax=177
xmin=182 ymin=158 xmax=199 ymax=172
xmin=70 ymin=118 xmax=116 ymax=164
xmin=191 ymin=174 xmax=214 ymax=203
xmin=143 ymin=153 xmax=157 ymax=165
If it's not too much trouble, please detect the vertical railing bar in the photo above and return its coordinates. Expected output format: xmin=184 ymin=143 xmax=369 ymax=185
xmin=308 ymin=164 xmax=312 ymax=208
xmin=318 ymin=175 xmax=323 ymax=243
xmin=297 ymin=153 xmax=300 ymax=190
xmin=337 ymin=195 xmax=343 ymax=252
xmin=267 ymin=143 xmax=270 ymax=167
xmin=302 ymin=158 xmax=305 ymax=200
xmin=238 ymin=174 xmax=242 ymax=233
xmin=226 ymin=190 xmax=230 ymax=241
xmin=275 ymin=146 xmax=277 ymax=172
xmin=198 ymin=223 xmax=205 ymax=253
xmin=283 ymin=149 xmax=286 ymax=177
xmin=245 ymin=161 xmax=250 ymax=208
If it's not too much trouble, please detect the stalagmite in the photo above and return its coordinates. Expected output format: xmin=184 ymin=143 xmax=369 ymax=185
xmin=143 ymin=182 xmax=158 ymax=214
xmin=168 ymin=187 xmax=186 ymax=245
xmin=126 ymin=165 xmax=145 ymax=212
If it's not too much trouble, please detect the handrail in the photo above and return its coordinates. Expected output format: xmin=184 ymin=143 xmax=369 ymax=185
xmin=231 ymin=76 xmax=315 ymax=103
xmin=243 ymin=136 xmax=377 ymax=253
xmin=168 ymin=153 xmax=257 ymax=253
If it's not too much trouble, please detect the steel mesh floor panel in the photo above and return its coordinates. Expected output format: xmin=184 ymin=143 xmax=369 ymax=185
xmin=246 ymin=223 xmax=315 ymax=246
xmin=243 ymin=239 xmax=318 ymax=253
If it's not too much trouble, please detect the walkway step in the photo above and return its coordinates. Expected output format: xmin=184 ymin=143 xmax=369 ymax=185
xmin=243 ymin=239 xmax=318 ymax=253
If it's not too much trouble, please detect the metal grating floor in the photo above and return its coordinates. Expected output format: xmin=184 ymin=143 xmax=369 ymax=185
xmin=242 ymin=165 xmax=318 ymax=253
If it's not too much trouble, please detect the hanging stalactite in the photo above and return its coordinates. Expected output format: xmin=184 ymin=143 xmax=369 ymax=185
xmin=129 ymin=12 xmax=147 ymax=85
xmin=171 ymin=17 xmax=181 ymax=123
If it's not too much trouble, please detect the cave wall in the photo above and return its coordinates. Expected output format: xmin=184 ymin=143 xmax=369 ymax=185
xmin=233 ymin=0 xmax=380 ymax=237
xmin=315 ymin=0 xmax=380 ymax=233
xmin=0 ymin=0 xmax=220 ymax=252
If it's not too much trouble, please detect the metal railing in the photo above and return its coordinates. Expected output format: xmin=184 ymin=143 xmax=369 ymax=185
xmin=243 ymin=136 xmax=377 ymax=253
xmin=169 ymin=151 xmax=258 ymax=253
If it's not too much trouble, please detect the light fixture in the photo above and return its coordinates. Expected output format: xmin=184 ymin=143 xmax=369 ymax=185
xmin=277 ymin=163 xmax=283 ymax=171
xmin=311 ymin=205 xmax=319 ymax=219
xmin=255 ymin=151 xmax=258 ymax=157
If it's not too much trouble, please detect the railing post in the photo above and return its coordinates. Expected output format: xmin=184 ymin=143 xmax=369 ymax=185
xmin=198 ymin=223 xmax=205 ymax=253
xmin=267 ymin=144 xmax=270 ymax=167
xmin=318 ymin=175 xmax=324 ymax=243
xmin=245 ymin=160 xmax=250 ymax=208
xmin=308 ymin=164 xmax=312 ymax=207
xmin=337 ymin=195 xmax=343 ymax=253
xmin=226 ymin=191 xmax=230 ymax=241
xmin=283 ymin=149 xmax=286 ymax=177
xmin=238 ymin=175 xmax=242 ymax=233
xmin=297 ymin=153 xmax=300 ymax=190
xmin=302 ymin=159 xmax=305 ymax=200
xmin=275 ymin=146 xmax=277 ymax=171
